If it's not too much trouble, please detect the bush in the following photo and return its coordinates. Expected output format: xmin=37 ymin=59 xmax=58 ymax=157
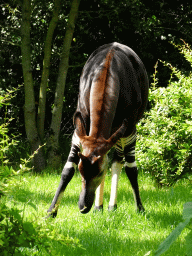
xmin=0 ymin=200 xmax=47 ymax=255
xmin=137 ymin=40 xmax=192 ymax=186
xmin=0 ymin=89 xmax=81 ymax=255
xmin=0 ymin=89 xmax=40 ymax=255
xmin=0 ymin=88 xmax=18 ymax=167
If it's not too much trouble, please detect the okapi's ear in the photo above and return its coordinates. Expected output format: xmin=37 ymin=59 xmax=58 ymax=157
xmin=73 ymin=112 xmax=87 ymax=137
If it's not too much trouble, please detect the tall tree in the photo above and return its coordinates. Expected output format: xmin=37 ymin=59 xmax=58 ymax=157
xmin=21 ymin=0 xmax=46 ymax=171
xmin=20 ymin=0 xmax=81 ymax=171
xmin=47 ymin=0 xmax=81 ymax=168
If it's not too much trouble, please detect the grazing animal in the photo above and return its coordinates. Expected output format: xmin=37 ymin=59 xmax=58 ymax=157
xmin=47 ymin=42 xmax=148 ymax=216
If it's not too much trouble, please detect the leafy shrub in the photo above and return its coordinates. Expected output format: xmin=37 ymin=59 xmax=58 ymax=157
xmin=0 ymin=89 xmax=38 ymax=255
xmin=0 ymin=201 xmax=47 ymax=255
xmin=0 ymin=90 xmax=81 ymax=255
xmin=0 ymin=196 xmax=81 ymax=255
xmin=0 ymin=88 xmax=18 ymax=167
xmin=0 ymin=86 xmax=30 ymax=168
xmin=137 ymin=41 xmax=192 ymax=186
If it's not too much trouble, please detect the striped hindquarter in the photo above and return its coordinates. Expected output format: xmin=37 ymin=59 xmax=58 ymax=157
xmin=95 ymin=131 xmax=144 ymax=212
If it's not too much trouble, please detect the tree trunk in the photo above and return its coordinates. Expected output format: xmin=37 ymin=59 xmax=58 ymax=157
xmin=47 ymin=0 xmax=81 ymax=168
xmin=37 ymin=0 xmax=61 ymax=142
xmin=21 ymin=0 xmax=45 ymax=172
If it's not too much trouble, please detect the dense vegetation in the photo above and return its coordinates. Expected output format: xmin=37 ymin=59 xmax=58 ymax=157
xmin=0 ymin=89 xmax=81 ymax=255
xmin=1 ymin=0 xmax=192 ymax=170
xmin=137 ymin=40 xmax=192 ymax=187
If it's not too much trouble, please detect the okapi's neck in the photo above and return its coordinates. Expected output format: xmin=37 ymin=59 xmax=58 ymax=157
xmin=89 ymin=49 xmax=119 ymax=139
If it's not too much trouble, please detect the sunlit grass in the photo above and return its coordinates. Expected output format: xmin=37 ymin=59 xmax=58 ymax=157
xmin=6 ymin=170 xmax=192 ymax=256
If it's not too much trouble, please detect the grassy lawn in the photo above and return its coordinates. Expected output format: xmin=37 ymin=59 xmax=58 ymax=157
xmin=6 ymin=169 xmax=192 ymax=256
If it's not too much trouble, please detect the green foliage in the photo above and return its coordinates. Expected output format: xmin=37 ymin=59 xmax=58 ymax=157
xmin=0 ymin=91 xmax=81 ymax=255
xmin=137 ymin=41 xmax=192 ymax=186
xmin=0 ymin=89 xmax=36 ymax=254
xmin=155 ymin=202 xmax=192 ymax=256
xmin=0 ymin=87 xmax=22 ymax=167
xmin=1 ymin=0 xmax=192 ymax=144
xmin=0 ymin=196 xmax=81 ymax=255
xmin=0 ymin=202 xmax=45 ymax=255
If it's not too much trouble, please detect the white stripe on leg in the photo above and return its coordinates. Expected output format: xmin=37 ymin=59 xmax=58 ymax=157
xmin=95 ymin=155 xmax=108 ymax=208
xmin=109 ymin=162 xmax=123 ymax=207
xmin=72 ymin=131 xmax=81 ymax=148
xmin=64 ymin=161 xmax=76 ymax=169
xmin=125 ymin=161 xmax=137 ymax=168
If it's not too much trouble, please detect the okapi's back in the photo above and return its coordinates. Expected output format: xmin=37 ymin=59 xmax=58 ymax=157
xmin=76 ymin=42 xmax=149 ymax=138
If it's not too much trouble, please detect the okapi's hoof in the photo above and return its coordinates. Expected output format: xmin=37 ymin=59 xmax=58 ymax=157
xmin=46 ymin=210 xmax=58 ymax=218
xmin=137 ymin=205 xmax=145 ymax=214
xmin=108 ymin=204 xmax=117 ymax=211
xmin=93 ymin=205 xmax=103 ymax=212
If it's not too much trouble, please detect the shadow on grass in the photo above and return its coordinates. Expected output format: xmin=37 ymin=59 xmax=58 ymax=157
xmin=46 ymin=216 xmax=185 ymax=256
xmin=48 ymin=231 xmax=158 ymax=256
xmin=12 ymin=186 xmax=80 ymax=207
xmin=10 ymin=172 xmax=81 ymax=207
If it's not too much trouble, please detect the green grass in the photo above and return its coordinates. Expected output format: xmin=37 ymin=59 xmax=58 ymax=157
xmin=6 ymin=170 xmax=192 ymax=256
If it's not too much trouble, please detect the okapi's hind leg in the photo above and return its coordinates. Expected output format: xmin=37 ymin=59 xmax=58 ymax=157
xmin=124 ymin=133 xmax=145 ymax=213
xmin=108 ymin=161 xmax=123 ymax=211
xmin=107 ymin=146 xmax=124 ymax=211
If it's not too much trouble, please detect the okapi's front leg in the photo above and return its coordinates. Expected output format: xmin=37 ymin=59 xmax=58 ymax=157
xmin=47 ymin=133 xmax=80 ymax=218
xmin=124 ymin=133 xmax=145 ymax=213
xmin=94 ymin=178 xmax=105 ymax=211
xmin=94 ymin=155 xmax=108 ymax=212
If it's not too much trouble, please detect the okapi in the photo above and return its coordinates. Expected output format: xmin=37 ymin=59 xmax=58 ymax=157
xmin=48 ymin=42 xmax=149 ymax=216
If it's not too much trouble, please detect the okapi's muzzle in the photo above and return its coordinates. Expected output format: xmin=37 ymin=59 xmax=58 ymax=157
xmin=78 ymin=188 xmax=95 ymax=214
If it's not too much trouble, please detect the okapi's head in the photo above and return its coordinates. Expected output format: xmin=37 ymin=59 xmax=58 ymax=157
xmin=74 ymin=112 xmax=128 ymax=213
